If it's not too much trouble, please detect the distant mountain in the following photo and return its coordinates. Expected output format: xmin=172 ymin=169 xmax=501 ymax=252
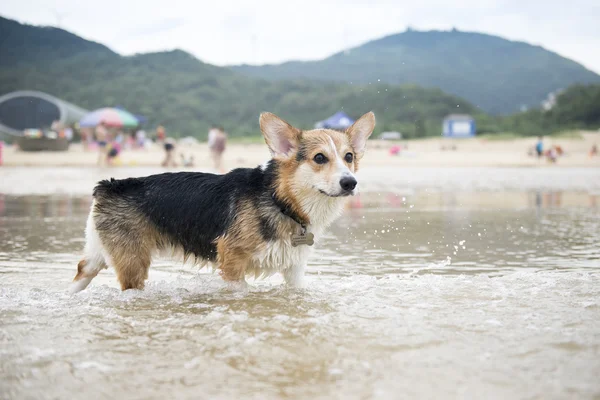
xmin=0 ymin=17 xmax=476 ymax=138
xmin=232 ymin=29 xmax=600 ymax=114
xmin=0 ymin=16 xmax=115 ymax=67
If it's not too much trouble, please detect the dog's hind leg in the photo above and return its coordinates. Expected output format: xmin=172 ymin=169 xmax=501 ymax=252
xmin=103 ymin=222 xmax=155 ymax=291
xmin=93 ymin=206 xmax=157 ymax=291
xmin=69 ymin=211 xmax=108 ymax=293
xmin=110 ymin=246 xmax=152 ymax=291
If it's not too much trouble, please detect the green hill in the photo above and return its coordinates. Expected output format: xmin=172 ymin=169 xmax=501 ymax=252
xmin=0 ymin=17 xmax=477 ymax=139
xmin=0 ymin=16 xmax=115 ymax=67
xmin=487 ymin=84 xmax=600 ymax=136
xmin=232 ymin=29 xmax=600 ymax=115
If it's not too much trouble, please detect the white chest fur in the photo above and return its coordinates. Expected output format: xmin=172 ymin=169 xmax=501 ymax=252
xmin=249 ymin=236 xmax=313 ymax=279
xmin=247 ymin=195 xmax=346 ymax=281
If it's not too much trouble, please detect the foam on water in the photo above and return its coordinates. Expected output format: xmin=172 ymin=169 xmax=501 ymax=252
xmin=1 ymin=271 xmax=599 ymax=399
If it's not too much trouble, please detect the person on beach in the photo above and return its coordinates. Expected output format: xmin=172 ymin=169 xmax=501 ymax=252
xmin=106 ymin=141 xmax=121 ymax=166
xmin=95 ymin=123 xmax=109 ymax=166
xmin=156 ymin=125 xmax=166 ymax=143
xmin=208 ymin=126 xmax=227 ymax=172
xmin=161 ymin=137 xmax=177 ymax=167
xmin=535 ymin=136 xmax=544 ymax=158
xmin=546 ymin=147 xmax=558 ymax=163
xmin=135 ymin=129 xmax=147 ymax=149
xmin=208 ymin=125 xmax=219 ymax=146
xmin=64 ymin=126 xmax=73 ymax=142
xmin=80 ymin=127 xmax=92 ymax=151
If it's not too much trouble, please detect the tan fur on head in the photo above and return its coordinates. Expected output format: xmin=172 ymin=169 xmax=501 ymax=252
xmin=294 ymin=129 xmax=356 ymax=195
xmin=261 ymin=111 xmax=376 ymax=202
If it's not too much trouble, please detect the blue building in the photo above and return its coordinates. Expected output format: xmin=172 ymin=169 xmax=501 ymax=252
xmin=442 ymin=114 xmax=476 ymax=138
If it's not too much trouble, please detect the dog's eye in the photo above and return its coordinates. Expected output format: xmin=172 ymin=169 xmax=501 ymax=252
xmin=344 ymin=153 xmax=353 ymax=163
xmin=313 ymin=153 xmax=328 ymax=164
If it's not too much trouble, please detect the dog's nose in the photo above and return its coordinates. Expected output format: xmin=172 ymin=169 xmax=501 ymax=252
xmin=340 ymin=176 xmax=357 ymax=192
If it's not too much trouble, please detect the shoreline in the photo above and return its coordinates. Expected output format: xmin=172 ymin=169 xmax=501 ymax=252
xmin=2 ymin=165 xmax=599 ymax=196
xmin=1 ymin=132 xmax=599 ymax=169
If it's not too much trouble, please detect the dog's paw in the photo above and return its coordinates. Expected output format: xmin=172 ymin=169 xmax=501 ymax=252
xmin=225 ymin=280 xmax=249 ymax=292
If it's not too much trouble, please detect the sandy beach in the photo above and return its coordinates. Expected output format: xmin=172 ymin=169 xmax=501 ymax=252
xmin=2 ymin=132 xmax=599 ymax=169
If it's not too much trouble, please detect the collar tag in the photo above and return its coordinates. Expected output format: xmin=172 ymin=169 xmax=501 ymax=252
xmin=291 ymin=227 xmax=314 ymax=247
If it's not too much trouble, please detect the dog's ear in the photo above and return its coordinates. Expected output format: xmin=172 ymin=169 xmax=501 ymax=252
xmin=346 ymin=112 xmax=375 ymax=158
xmin=259 ymin=112 xmax=301 ymax=158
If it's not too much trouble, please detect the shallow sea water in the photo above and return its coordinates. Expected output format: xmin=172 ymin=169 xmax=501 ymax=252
xmin=1 ymin=167 xmax=599 ymax=399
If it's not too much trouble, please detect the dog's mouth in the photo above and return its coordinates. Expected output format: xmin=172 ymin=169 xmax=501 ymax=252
xmin=318 ymin=189 xmax=354 ymax=198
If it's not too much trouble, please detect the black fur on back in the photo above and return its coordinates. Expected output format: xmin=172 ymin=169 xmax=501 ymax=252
xmin=92 ymin=162 xmax=290 ymax=262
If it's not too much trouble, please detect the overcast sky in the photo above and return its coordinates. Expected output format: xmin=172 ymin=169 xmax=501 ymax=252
xmin=3 ymin=0 xmax=600 ymax=73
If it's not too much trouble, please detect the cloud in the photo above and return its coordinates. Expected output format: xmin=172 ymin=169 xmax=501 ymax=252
xmin=119 ymin=18 xmax=186 ymax=39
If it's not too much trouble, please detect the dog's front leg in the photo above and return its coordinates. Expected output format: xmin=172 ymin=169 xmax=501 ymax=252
xmin=218 ymin=257 xmax=249 ymax=285
xmin=216 ymin=239 xmax=250 ymax=286
xmin=283 ymin=263 xmax=306 ymax=288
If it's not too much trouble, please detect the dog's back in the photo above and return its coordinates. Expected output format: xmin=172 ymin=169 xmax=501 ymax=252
xmin=94 ymin=172 xmax=238 ymax=261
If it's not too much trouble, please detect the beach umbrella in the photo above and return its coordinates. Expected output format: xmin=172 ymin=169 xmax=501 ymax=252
xmin=115 ymin=105 xmax=147 ymax=125
xmin=79 ymin=108 xmax=139 ymax=128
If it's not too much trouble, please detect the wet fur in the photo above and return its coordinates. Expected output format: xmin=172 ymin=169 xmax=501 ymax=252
xmin=70 ymin=112 xmax=375 ymax=292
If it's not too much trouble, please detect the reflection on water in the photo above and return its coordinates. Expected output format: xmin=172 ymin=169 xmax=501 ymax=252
xmin=1 ymin=191 xmax=599 ymax=399
xmin=1 ymin=190 xmax=598 ymax=218
xmin=0 ymin=194 xmax=92 ymax=218
xmin=346 ymin=190 xmax=599 ymax=210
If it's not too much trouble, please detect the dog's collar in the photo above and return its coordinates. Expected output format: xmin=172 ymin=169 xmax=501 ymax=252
xmin=271 ymin=192 xmax=308 ymax=231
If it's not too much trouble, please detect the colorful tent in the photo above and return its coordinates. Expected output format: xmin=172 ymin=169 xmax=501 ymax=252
xmin=315 ymin=111 xmax=354 ymax=130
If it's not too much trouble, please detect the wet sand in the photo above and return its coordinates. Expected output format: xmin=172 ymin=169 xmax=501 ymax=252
xmin=2 ymin=132 xmax=600 ymax=168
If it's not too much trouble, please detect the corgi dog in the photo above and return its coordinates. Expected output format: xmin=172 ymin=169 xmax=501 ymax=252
xmin=69 ymin=111 xmax=375 ymax=293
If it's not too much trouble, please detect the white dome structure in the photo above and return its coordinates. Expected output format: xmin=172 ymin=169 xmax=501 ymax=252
xmin=0 ymin=90 xmax=88 ymax=136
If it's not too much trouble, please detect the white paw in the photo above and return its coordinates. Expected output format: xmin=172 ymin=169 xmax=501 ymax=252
xmin=68 ymin=276 xmax=94 ymax=294
xmin=226 ymin=280 xmax=249 ymax=292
